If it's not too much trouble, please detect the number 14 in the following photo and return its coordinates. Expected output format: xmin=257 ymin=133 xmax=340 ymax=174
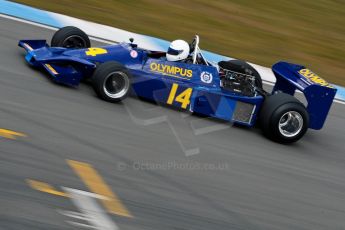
xmin=167 ymin=83 xmax=193 ymax=109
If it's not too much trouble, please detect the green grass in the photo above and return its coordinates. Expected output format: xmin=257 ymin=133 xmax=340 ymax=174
xmin=14 ymin=0 xmax=345 ymax=85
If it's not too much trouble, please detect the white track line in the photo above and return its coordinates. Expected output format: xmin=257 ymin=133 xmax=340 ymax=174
xmin=1 ymin=13 xmax=344 ymax=106
xmin=334 ymin=99 xmax=345 ymax=105
xmin=0 ymin=14 xmax=112 ymax=44
xmin=1 ymin=14 xmax=58 ymax=30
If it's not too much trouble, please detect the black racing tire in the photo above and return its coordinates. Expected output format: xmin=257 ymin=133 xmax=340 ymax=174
xmin=218 ymin=59 xmax=263 ymax=88
xmin=91 ymin=61 xmax=131 ymax=102
xmin=259 ymin=93 xmax=309 ymax=144
xmin=51 ymin=26 xmax=90 ymax=48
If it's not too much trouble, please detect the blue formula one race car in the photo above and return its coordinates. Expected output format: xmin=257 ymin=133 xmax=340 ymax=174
xmin=19 ymin=26 xmax=337 ymax=143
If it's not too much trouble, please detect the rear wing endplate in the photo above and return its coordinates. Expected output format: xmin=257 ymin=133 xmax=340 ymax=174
xmin=272 ymin=61 xmax=337 ymax=130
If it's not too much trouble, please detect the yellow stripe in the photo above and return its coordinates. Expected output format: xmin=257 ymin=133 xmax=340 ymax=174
xmin=27 ymin=179 xmax=68 ymax=197
xmin=0 ymin=129 xmax=26 ymax=139
xmin=67 ymin=160 xmax=132 ymax=217
xmin=45 ymin=64 xmax=58 ymax=75
xmin=23 ymin=43 xmax=33 ymax=51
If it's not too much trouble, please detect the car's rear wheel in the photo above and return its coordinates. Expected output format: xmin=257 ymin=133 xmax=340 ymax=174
xmin=51 ymin=26 xmax=90 ymax=48
xmin=259 ymin=93 xmax=309 ymax=143
xmin=92 ymin=61 xmax=131 ymax=102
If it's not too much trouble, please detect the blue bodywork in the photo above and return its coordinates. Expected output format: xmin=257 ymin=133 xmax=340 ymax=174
xmin=18 ymin=39 xmax=337 ymax=129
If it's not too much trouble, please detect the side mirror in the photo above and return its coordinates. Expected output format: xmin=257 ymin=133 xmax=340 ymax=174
xmin=129 ymin=38 xmax=137 ymax=48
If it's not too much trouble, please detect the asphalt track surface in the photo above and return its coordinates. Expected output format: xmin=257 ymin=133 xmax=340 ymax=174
xmin=1 ymin=17 xmax=345 ymax=230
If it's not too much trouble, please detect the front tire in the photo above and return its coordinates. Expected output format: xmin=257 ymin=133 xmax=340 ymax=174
xmin=51 ymin=26 xmax=90 ymax=48
xmin=259 ymin=93 xmax=309 ymax=144
xmin=91 ymin=61 xmax=131 ymax=102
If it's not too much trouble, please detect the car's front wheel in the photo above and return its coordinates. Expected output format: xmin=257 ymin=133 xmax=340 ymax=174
xmin=51 ymin=26 xmax=90 ymax=48
xmin=259 ymin=93 xmax=309 ymax=143
xmin=91 ymin=61 xmax=131 ymax=102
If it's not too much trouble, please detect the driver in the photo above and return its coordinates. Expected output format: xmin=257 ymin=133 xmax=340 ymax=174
xmin=166 ymin=40 xmax=190 ymax=62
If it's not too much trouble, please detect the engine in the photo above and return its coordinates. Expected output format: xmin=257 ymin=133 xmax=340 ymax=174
xmin=220 ymin=69 xmax=257 ymax=97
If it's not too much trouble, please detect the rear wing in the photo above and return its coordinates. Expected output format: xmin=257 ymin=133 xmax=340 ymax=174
xmin=272 ymin=61 xmax=337 ymax=130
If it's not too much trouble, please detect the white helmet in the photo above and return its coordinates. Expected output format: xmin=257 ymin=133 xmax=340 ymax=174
xmin=166 ymin=40 xmax=190 ymax=62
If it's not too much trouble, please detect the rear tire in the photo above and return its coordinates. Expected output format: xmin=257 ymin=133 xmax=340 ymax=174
xmin=91 ymin=61 xmax=131 ymax=102
xmin=259 ymin=93 xmax=309 ymax=144
xmin=51 ymin=26 xmax=90 ymax=48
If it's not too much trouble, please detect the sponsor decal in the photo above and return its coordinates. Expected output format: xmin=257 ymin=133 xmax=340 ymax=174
xmin=130 ymin=50 xmax=138 ymax=58
xmin=150 ymin=62 xmax=193 ymax=78
xmin=298 ymin=69 xmax=333 ymax=88
xmin=200 ymin=71 xmax=213 ymax=84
